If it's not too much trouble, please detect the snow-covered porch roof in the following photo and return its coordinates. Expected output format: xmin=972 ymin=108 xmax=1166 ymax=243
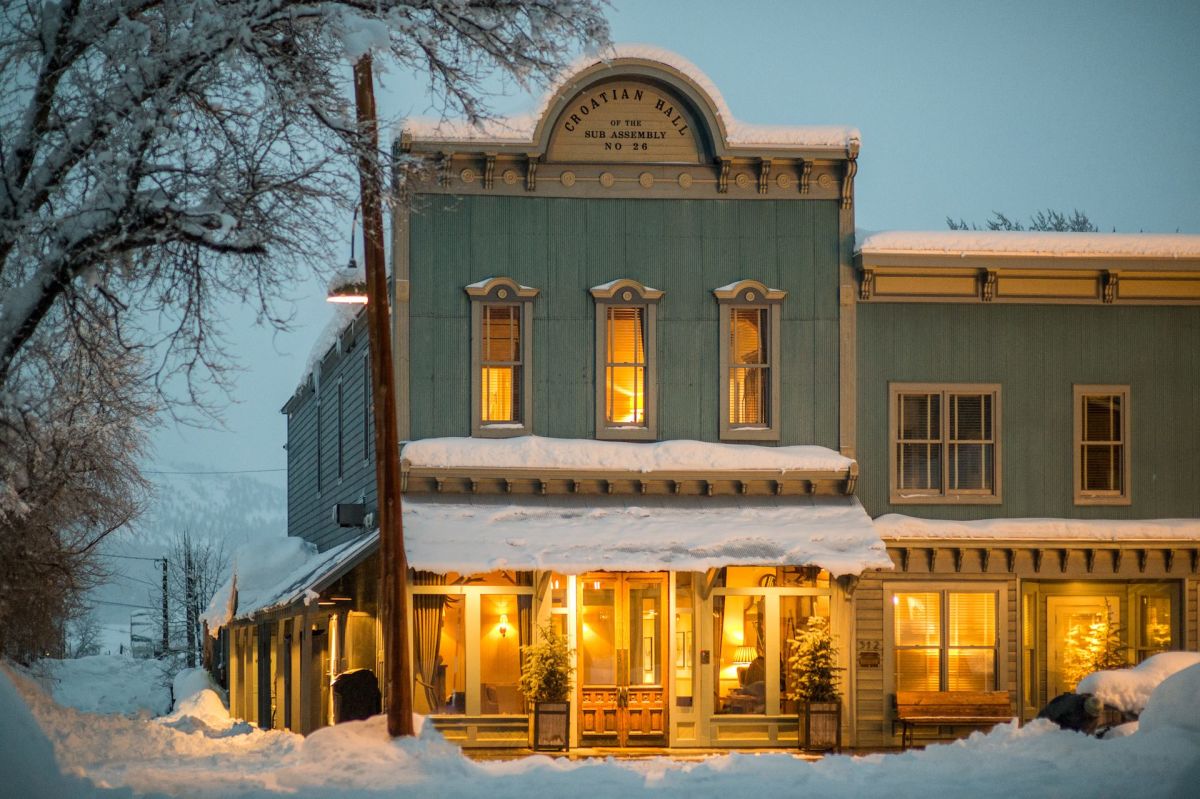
xmin=402 ymin=493 xmax=889 ymax=577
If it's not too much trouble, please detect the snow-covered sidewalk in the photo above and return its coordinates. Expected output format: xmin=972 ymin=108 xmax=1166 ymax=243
xmin=3 ymin=657 xmax=1199 ymax=799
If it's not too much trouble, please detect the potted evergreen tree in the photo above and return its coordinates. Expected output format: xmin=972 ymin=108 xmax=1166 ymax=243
xmin=786 ymin=617 xmax=842 ymax=752
xmin=519 ymin=623 xmax=574 ymax=751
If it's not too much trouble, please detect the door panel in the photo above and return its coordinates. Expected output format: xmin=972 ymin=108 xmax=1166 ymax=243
xmin=578 ymin=573 xmax=668 ymax=746
xmin=1046 ymin=595 xmax=1120 ymax=697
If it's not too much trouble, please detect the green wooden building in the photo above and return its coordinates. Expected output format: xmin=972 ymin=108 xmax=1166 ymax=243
xmin=213 ymin=47 xmax=1200 ymax=752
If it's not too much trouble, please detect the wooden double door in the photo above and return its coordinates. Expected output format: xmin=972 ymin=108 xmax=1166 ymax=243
xmin=577 ymin=572 xmax=668 ymax=746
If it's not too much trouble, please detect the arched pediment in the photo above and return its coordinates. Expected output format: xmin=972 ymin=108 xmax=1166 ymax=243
xmin=536 ymin=57 xmax=728 ymax=164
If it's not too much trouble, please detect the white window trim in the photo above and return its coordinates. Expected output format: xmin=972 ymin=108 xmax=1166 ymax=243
xmin=888 ymin=382 xmax=1002 ymax=505
xmin=1073 ymin=384 xmax=1131 ymax=506
xmin=467 ymin=278 xmax=538 ymax=438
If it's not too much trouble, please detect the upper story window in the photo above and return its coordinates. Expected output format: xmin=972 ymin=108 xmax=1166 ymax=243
xmin=591 ymin=279 xmax=663 ymax=440
xmin=889 ymin=383 xmax=1001 ymax=504
xmin=714 ymin=281 xmax=786 ymax=441
xmin=466 ymin=278 xmax=538 ymax=438
xmin=1074 ymin=385 xmax=1130 ymax=505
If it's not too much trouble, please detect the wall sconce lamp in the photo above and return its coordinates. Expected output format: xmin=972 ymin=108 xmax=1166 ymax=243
xmin=498 ymin=614 xmax=509 ymax=638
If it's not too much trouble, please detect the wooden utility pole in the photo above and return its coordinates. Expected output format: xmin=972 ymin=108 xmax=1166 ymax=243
xmin=353 ymin=53 xmax=414 ymax=737
xmin=160 ymin=557 xmax=169 ymax=658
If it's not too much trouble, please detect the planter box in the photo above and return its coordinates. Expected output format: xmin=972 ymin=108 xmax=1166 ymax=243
xmin=799 ymin=699 xmax=841 ymax=753
xmin=531 ymin=701 xmax=570 ymax=751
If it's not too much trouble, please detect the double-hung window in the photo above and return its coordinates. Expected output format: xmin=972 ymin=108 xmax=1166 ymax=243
xmin=890 ymin=383 xmax=1001 ymax=503
xmin=1074 ymin=385 xmax=1130 ymax=505
xmin=714 ymin=281 xmax=785 ymax=441
xmin=466 ymin=278 xmax=538 ymax=437
xmin=890 ymin=587 xmax=1001 ymax=692
xmin=591 ymin=279 xmax=662 ymax=440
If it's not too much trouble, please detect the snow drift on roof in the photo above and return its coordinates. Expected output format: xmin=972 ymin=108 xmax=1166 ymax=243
xmin=202 ymin=533 xmax=376 ymax=630
xmin=403 ymin=494 xmax=889 ymax=576
xmin=403 ymin=44 xmax=860 ymax=151
xmin=856 ymin=230 xmax=1200 ymax=259
xmin=875 ymin=514 xmax=1200 ymax=541
xmin=401 ymin=435 xmax=855 ymax=473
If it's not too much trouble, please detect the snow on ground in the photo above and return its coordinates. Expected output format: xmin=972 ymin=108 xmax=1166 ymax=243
xmin=4 ymin=657 xmax=1200 ymax=799
xmin=30 ymin=655 xmax=172 ymax=717
xmin=402 ymin=435 xmax=855 ymax=473
xmin=1077 ymin=652 xmax=1200 ymax=714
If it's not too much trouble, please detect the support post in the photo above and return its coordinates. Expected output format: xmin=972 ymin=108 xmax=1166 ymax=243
xmin=354 ymin=54 xmax=414 ymax=737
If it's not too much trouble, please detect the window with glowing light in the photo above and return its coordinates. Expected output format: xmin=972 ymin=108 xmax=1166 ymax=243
xmin=714 ymin=281 xmax=784 ymax=441
xmin=711 ymin=566 xmax=832 ymax=715
xmin=1074 ymin=385 xmax=1130 ymax=505
xmin=592 ymin=280 xmax=661 ymax=440
xmin=891 ymin=589 xmax=998 ymax=692
xmin=467 ymin=278 xmax=537 ymax=438
xmin=890 ymin=383 xmax=1001 ymax=503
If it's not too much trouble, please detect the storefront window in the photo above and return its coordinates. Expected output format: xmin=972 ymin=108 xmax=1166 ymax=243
xmin=480 ymin=594 xmax=524 ymax=714
xmin=714 ymin=567 xmax=833 ymax=715
xmin=893 ymin=590 xmax=997 ymax=692
xmin=412 ymin=586 xmax=464 ymax=715
xmin=675 ymin=574 xmax=694 ymax=707
xmin=1137 ymin=595 xmax=1172 ymax=661
xmin=582 ymin=581 xmax=616 ymax=684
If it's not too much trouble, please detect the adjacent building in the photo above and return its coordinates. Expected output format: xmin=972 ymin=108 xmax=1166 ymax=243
xmin=208 ymin=48 xmax=1200 ymax=751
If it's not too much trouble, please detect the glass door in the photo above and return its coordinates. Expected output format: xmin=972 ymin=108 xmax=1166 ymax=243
xmin=578 ymin=572 xmax=668 ymax=746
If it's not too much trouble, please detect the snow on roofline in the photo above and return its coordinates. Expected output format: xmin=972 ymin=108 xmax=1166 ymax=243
xmin=856 ymin=230 xmax=1200 ymax=260
xmin=402 ymin=44 xmax=860 ymax=151
xmin=876 ymin=514 xmax=1200 ymax=542
xmin=403 ymin=493 xmax=891 ymax=576
xmin=401 ymin=435 xmax=855 ymax=474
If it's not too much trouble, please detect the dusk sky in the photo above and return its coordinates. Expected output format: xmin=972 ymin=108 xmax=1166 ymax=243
xmin=147 ymin=0 xmax=1200 ymax=492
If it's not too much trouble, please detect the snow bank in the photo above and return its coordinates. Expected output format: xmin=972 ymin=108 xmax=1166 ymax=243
xmin=876 ymin=514 xmax=1200 ymax=541
xmin=34 ymin=655 xmax=172 ymax=718
xmin=402 ymin=435 xmax=855 ymax=473
xmin=1078 ymin=652 xmax=1200 ymax=715
xmin=856 ymin=230 xmax=1200 ymax=259
xmin=403 ymin=494 xmax=890 ymax=576
xmin=7 ymin=656 xmax=1200 ymax=799
xmin=404 ymin=44 xmax=861 ymax=150
xmin=0 ymin=666 xmax=121 ymax=798
xmin=1139 ymin=663 xmax=1200 ymax=736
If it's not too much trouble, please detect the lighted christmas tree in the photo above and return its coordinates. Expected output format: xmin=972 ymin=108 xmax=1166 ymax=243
xmin=1061 ymin=604 xmax=1126 ymax=689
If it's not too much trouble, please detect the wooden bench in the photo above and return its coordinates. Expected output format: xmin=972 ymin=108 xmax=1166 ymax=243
xmin=893 ymin=691 xmax=1013 ymax=750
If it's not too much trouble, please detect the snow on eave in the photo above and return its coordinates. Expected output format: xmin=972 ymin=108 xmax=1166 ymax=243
xmin=856 ymin=230 xmax=1200 ymax=260
xmin=401 ymin=435 xmax=855 ymax=474
xmin=876 ymin=514 xmax=1200 ymax=542
xmin=401 ymin=44 xmax=860 ymax=153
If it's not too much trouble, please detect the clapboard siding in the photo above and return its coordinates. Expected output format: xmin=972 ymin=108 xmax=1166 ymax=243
xmin=285 ymin=315 xmax=377 ymax=551
xmin=408 ymin=195 xmax=843 ymax=446
xmin=857 ymin=303 xmax=1200 ymax=519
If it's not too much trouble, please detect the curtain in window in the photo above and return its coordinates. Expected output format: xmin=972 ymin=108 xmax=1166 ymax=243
xmin=728 ymin=308 xmax=768 ymax=425
xmin=897 ymin=393 xmax=941 ymax=490
xmin=412 ymin=571 xmax=446 ymax=712
xmin=1081 ymin=394 xmax=1122 ymax=491
xmin=481 ymin=305 xmax=521 ymax=423
xmin=606 ymin=306 xmax=645 ymax=424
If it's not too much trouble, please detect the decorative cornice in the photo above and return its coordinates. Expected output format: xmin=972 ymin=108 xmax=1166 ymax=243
xmin=712 ymin=279 xmax=787 ymax=303
xmin=464 ymin=277 xmax=539 ymax=300
xmin=590 ymin=278 xmax=665 ymax=302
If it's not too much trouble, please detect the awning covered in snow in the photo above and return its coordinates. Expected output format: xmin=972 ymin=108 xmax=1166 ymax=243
xmin=204 ymin=532 xmax=378 ymax=629
xmin=402 ymin=493 xmax=890 ymax=577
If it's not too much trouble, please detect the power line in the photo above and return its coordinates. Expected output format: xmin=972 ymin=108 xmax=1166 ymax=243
xmin=143 ymin=467 xmax=285 ymax=475
xmin=99 ymin=553 xmax=164 ymax=562
xmin=91 ymin=599 xmax=158 ymax=611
